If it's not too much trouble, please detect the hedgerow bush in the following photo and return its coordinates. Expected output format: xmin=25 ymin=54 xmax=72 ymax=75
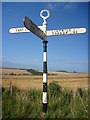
xmin=2 ymin=82 xmax=88 ymax=118
xmin=27 ymin=69 xmax=43 ymax=75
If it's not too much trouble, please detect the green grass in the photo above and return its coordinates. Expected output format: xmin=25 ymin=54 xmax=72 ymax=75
xmin=2 ymin=82 xmax=88 ymax=119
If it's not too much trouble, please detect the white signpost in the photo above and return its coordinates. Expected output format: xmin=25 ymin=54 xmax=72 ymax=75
xmin=9 ymin=9 xmax=87 ymax=113
xmin=9 ymin=26 xmax=44 ymax=34
xmin=47 ymin=28 xmax=86 ymax=36
xmin=9 ymin=27 xmax=86 ymax=36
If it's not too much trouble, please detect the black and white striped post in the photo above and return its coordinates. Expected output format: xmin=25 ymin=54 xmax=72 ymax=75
xmin=43 ymin=40 xmax=48 ymax=112
xmin=40 ymin=10 xmax=50 ymax=113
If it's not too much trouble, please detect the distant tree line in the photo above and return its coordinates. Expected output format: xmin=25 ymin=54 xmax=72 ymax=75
xmin=27 ymin=69 xmax=43 ymax=75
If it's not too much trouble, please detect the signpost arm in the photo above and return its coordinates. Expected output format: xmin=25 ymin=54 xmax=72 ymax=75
xmin=46 ymin=28 xmax=86 ymax=36
xmin=9 ymin=26 xmax=44 ymax=34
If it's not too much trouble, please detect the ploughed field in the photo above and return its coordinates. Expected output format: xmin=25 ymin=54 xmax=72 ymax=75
xmin=2 ymin=68 xmax=88 ymax=91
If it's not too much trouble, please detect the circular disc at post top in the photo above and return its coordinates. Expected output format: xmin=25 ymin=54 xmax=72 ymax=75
xmin=40 ymin=10 xmax=50 ymax=20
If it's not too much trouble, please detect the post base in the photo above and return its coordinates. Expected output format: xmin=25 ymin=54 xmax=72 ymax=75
xmin=43 ymin=103 xmax=47 ymax=113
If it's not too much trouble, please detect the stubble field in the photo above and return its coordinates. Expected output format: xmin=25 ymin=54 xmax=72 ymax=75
xmin=2 ymin=68 xmax=88 ymax=92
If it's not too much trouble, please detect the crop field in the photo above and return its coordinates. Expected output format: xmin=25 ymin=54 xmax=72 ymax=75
xmin=2 ymin=68 xmax=88 ymax=92
xmin=1 ymin=68 xmax=89 ymax=118
xmin=2 ymin=68 xmax=31 ymax=75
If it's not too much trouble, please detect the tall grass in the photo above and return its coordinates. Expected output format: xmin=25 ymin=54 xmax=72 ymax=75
xmin=2 ymin=82 xmax=88 ymax=118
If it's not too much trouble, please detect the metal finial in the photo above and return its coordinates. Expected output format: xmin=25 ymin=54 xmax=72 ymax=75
xmin=40 ymin=9 xmax=50 ymax=23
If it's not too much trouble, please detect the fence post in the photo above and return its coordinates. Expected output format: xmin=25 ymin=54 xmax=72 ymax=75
xmin=10 ymin=81 xmax=13 ymax=95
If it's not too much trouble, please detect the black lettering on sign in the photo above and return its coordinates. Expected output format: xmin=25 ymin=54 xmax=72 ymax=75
xmin=66 ymin=29 xmax=68 ymax=34
xmin=61 ymin=30 xmax=63 ymax=34
xmin=52 ymin=31 xmax=54 ymax=35
xmin=73 ymin=29 xmax=76 ymax=34
xmin=57 ymin=30 xmax=59 ymax=35
xmin=55 ymin=31 xmax=57 ymax=35
xmin=63 ymin=30 xmax=67 ymax=34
